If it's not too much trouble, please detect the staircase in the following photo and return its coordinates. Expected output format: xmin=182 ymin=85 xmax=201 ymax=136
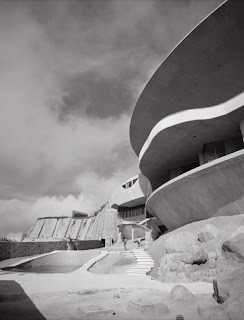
xmin=126 ymin=248 xmax=155 ymax=276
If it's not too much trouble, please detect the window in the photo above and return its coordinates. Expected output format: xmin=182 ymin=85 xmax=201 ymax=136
xmin=122 ymin=178 xmax=138 ymax=189
xmin=168 ymin=161 xmax=199 ymax=180
xmin=203 ymin=141 xmax=226 ymax=163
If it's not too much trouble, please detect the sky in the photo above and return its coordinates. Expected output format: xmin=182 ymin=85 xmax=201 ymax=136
xmin=0 ymin=0 xmax=223 ymax=236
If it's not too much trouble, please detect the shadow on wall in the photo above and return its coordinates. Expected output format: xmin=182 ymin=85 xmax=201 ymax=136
xmin=120 ymin=225 xmax=145 ymax=241
xmin=0 ymin=280 xmax=46 ymax=320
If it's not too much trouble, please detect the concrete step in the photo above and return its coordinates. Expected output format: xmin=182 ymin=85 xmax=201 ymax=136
xmin=127 ymin=273 xmax=147 ymax=276
xmin=132 ymin=266 xmax=152 ymax=270
xmin=127 ymin=270 xmax=150 ymax=274
xmin=134 ymin=253 xmax=151 ymax=258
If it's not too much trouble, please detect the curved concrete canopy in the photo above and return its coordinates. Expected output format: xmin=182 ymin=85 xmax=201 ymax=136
xmin=130 ymin=0 xmax=244 ymax=156
xmin=110 ymin=174 xmax=146 ymax=209
xmin=139 ymin=93 xmax=244 ymax=189
xmin=146 ymin=149 xmax=244 ymax=230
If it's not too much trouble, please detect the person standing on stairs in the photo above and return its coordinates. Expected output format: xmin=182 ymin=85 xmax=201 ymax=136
xmin=123 ymin=238 xmax=127 ymax=250
xmin=137 ymin=236 xmax=141 ymax=248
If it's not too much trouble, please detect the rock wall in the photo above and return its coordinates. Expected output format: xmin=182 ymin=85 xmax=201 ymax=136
xmin=24 ymin=207 xmax=120 ymax=246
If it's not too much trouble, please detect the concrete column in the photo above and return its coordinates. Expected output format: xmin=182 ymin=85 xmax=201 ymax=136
xmin=132 ymin=226 xmax=134 ymax=243
xmin=240 ymin=119 xmax=244 ymax=141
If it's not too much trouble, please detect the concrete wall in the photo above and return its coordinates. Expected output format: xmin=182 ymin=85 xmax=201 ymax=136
xmin=139 ymin=93 xmax=244 ymax=190
xmin=111 ymin=174 xmax=146 ymax=209
xmin=146 ymin=150 xmax=244 ymax=230
xmin=38 ymin=218 xmax=58 ymax=239
xmin=24 ymin=207 xmax=120 ymax=246
xmin=52 ymin=218 xmax=71 ymax=239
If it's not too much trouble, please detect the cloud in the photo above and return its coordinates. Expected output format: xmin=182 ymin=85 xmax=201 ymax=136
xmin=0 ymin=0 xmax=222 ymax=236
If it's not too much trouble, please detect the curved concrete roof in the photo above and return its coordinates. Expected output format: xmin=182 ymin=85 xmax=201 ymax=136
xmin=110 ymin=174 xmax=145 ymax=209
xmin=139 ymin=93 xmax=244 ymax=189
xmin=130 ymin=0 xmax=244 ymax=156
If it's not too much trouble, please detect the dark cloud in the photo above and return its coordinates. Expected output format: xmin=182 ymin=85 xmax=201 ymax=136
xmin=60 ymin=69 xmax=134 ymax=119
xmin=0 ymin=0 xmax=223 ymax=235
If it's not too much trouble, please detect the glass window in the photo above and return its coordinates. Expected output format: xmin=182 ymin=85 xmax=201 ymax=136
xmin=203 ymin=141 xmax=226 ymax=163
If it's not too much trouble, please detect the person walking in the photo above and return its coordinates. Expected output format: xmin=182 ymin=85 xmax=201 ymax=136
xmin=123 ymin=238 xmax=127 ymax=250
xmin=137 ymin=236 xmax=141 ymax=248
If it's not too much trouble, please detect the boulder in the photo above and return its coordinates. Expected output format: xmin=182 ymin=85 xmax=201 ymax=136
xmin=208 ymin=251 xmax=218 ymax=260
xmin=224 ymin=295 xmax=244 ymax=320
xmin=223 ymin=227 xmax=244 ymax=259
xmin=165 ymin=232 xmax=201 ymax=255
xmin=202 ymin=239 xmax=223 ymax=259
xmin=191 ymin=247 xmax=208 ymax=264
xmin=159 ymin=253 xmax=193 ymax=276
xmin=216 ymin=266 xmax=244 ymax=314
xmin=170 ymin=285 xmax=194 ymax=301
xmin=198 ymin=224 xmax=220 ymax=242
xmin=228 ymin=226 xmax=244 ymax=240
xmin=207 ymin=258 xmax=217 ymax=269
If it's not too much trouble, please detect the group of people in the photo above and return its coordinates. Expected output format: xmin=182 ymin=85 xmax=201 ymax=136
xmin=123 ymin=236 xmax=141 ymax=250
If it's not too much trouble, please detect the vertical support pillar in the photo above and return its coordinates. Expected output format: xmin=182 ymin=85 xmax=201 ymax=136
xmin=132 ymin=226 xmax=134 ymax=243
xmin=240 ymin=119 xmax=244 ymax=141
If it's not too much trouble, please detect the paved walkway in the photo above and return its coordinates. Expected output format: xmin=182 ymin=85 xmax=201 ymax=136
xmin=0 ymin=250 xmax=213 ymax=297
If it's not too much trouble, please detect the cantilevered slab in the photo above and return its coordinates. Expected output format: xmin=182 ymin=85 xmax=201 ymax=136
xmin=130 ymin=0 xmax=244 ymax=156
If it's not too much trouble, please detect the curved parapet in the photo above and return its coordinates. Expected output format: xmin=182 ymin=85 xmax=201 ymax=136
xmin=146 ymin=150 xmax=244 ymax=230
xmin=110 ymin=174 xmax=149 ymax=209
xmin=139 ymin=93 xmax=244 ymax=189
xmin=130 ymin=0 xmax=244 ymax=156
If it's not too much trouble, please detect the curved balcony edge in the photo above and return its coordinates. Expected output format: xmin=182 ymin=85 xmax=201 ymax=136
xmin=146 ymin=149 xmax=244 ymax=230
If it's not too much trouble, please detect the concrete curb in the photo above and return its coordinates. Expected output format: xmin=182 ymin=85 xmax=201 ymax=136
xmin=73 ymin=250 xmax=108 ymax=273
xmin=1 ymin=250 xmax=62 ymax=270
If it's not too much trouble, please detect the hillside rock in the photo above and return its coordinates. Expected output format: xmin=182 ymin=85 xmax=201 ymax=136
xmin=164 ymin=232 xmax=201 ymax=255
xmin=198 ymin=224 xmax=220 ymax=242
xmin=216 ymin=267 xmax=244 ymax=320
xmin=223 ymin=227 xmax=244 ymax=259
xmin=170 ymin=285 xmax=194 ymax=301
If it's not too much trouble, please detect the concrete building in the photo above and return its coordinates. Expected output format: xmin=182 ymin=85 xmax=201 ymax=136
xmin=22 ymin=205 xmax=119 ymax=247
xmin=110 ymin=174 xmax=165 ymax=242
xmin=129 ymin=0 xmax=244 ymax=231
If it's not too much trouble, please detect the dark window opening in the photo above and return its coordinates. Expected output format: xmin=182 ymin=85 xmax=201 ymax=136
xmin=101 ymin=239 xmax=105 ymax=247
xmin=122 ymin=178 xmax=138 ymax=189
xmin=168 ymin=161 xmax=199 ymax=180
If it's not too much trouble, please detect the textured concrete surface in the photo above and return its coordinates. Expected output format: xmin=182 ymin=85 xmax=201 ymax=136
xmin=139 ymin=93 xmax=244 ymax=189
xmin=1 ymin=250 xmax=101 ymax=270
xmin=24 ymin=207 xmax=119 ymax=245
xmin=130 ymin=0 xmax=244 ymax=155
xmin=0 ymin=264 xmax=213 ymax=296
xmin=111 ymin=174 xmax=146 ymax=209
xmin=146 ymin=150 xmax=244 ymax=230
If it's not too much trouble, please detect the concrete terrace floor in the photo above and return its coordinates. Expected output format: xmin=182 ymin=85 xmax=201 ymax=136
xmin=0 ymin=247 xmax=215 ymax=320
xmin=0 ymin=256 xmax=213 ymax=295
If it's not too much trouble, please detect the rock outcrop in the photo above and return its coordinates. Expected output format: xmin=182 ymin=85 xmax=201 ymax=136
xmin=198 ymin=224 xmax=221 ymax=242
xmin=222 ymin=227 xmax=244 ymax=260
xmin=216 ymin=266 xmax=244 ymax=320
xmin=170 ymin=285 xmax=194 ymax=301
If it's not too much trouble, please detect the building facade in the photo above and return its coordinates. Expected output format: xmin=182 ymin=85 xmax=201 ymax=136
xmin=129 ymin=0 xmax=244 ymax=230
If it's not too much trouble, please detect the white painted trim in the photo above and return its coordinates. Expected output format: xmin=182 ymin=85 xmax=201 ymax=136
xmin=139 ymin=92 xmax=244 ymax=163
